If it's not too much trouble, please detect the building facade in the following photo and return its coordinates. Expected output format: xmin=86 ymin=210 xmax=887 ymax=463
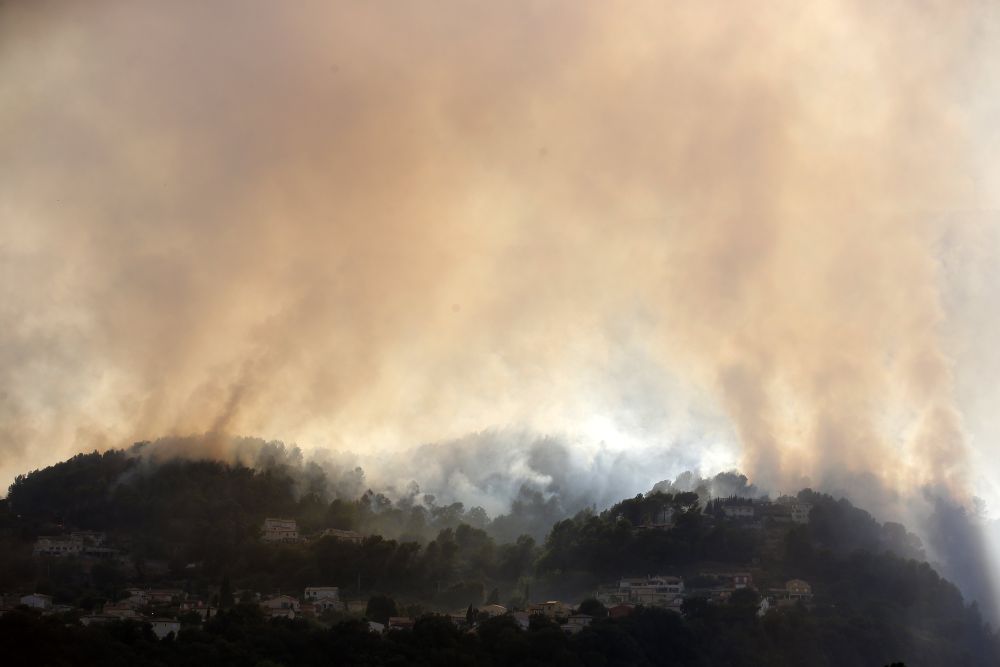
xmin=261 ymin=518 xmax=299 ymax=542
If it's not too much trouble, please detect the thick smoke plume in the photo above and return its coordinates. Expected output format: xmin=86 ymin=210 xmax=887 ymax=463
xmin=3 ymin=0 xmax=1000 ymax=609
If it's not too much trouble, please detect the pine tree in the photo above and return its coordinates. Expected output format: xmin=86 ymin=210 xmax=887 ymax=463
xmin=220 ymin=576 xmax=234 ymax=609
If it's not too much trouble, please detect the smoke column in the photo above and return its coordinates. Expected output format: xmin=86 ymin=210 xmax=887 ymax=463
xmin=3 ymin=0 xmax=1000 ymax=578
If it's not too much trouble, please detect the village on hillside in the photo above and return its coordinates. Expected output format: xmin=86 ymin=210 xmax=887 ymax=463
xmin=2 ymin=496 xmax=816 ymax=641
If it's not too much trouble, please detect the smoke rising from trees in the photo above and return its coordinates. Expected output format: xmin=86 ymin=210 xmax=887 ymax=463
xmin=3 ymin=0 xmax=1000 ymax=617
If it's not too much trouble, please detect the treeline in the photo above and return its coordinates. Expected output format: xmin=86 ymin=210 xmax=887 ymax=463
xmin=3 ymin=450 xmax=550 ymax=604
xmin=536 ymin=492 xmax=757 ymax=585
xmin=797 ymin=490 xmax=926 ymax=561
xmin=2 ymin=600 xmax=996 ymax=667
xmin=5 ymin=447 xmax=562 ymax=546
xmin=220 ymin=527 xmax=538 ymax=609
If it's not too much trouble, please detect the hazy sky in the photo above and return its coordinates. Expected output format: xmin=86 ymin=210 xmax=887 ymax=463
xmin=3 ymin=1 xmax=1000 ymax=524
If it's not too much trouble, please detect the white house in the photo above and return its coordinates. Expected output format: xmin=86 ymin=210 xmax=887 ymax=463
xmin=262 ymin=518 xmax=299 ymax=542
xmin=615 ymin=575 xmax=685 ymax=606
xmin=789 ymin=503 xmax=812 ymax=524
xmin=774 ymin=497 xmax=812 ymax=524
xmin=528 ymin=601 xmax=571 ymax=619
xmin=304 ymin=587 xmax=340 ymax=611
xmin=261 ymin=595 xmax=301 ymax=619
xmin=304 ymin=587 xmax=339 ymax=602
xmin=149 ymin=618 xmax=181 ymax=639
xmin=20 ymin=593 xmax=53 ymax=610
xmin=33 ymin=536 xmax=83 ymax=557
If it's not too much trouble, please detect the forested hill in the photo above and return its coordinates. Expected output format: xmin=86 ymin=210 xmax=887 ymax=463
xmin=1 ymin=449 xmax=999 ymax=666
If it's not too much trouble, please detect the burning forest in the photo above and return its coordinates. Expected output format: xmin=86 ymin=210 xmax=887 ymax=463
xmin=3 ymin=1 xmax=1000 ymax=665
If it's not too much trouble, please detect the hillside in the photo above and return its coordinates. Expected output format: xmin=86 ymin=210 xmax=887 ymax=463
xmin=1 ymin=449 xmax=998 ymax=666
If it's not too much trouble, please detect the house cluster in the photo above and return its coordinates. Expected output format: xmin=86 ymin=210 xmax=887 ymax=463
xmin=2 ymin=574 xmax=814 ymax=643
xmin=440 ymin=601 xmax=594 ymax=636
xmin=597 ymin=575 xmax=685 ymax=611
xmin=80 ymin=586 xmax=190 ymax=636
xmin=343 ymin=600 xmax=597 ymax=637
xmin=0 ymin=588 xmax=186 ymax=639
xmin=596 ymin=571 xmax=751 ymax=611
xmin=4 ymin=581 xmax=605 ymax=639
xmin=259 ymin=586 xmax=341 ymax=619
xmin=713 ymin=496 xmax=812 ymax=526
xmin=623 ymin=495 xmax=811 ymax=538
xmin=523 ymin=601 xmax=595 ymax=634
xmin=261 ymin=518 xmax=299 ymax=542
xmin=260 ymin=518 xmax=366 ymax=545
xmin=0 ymin=584 xmax=348 ymax=639
xmin=595 ymin=570 xmax=812 ymax=619
xmin=33 ymin=531 xmax=121 ymax=559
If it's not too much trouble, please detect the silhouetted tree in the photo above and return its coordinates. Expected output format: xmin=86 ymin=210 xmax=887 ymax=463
xmin=365 ymin=594 xmax=397 ymax=625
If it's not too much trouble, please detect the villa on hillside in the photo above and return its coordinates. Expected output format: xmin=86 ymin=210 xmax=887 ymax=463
xmin=304 ymin=587 xmax=340 ymax=612
xmin=765 ymin=579 xmax=814 ymax=608
xmin=261 ymin=518 xmax=299 ymax=542
xmin=388 ymin=617 xmax=415 ymax=631
xmin=261 ymin=594 xmax=301 ymax=619
xmin=528 ymin=601 xmax=571 ymax=619
xmin=33 ymin=536 xmax=83 ymax=557
xmin=598 ymin=575 xmax=684 ymax=607
xmin=33 ymin=531 xmax=119 ymax=559
xmin=786 ymin=579 xmax=812 ymax=599
xmin=317 ymin=528 xmax=364 ymax=544
xmin=697 ymin=571 xmax=752 ymax=589
xmin=149 ymin=618 xmax=181 ymax=640
xmin=20 ymin=593 xmax=53 ymax=610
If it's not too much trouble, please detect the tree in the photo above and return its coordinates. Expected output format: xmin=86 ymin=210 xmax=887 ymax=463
xmin=365 ymin=594 xmax=398 ymax=625
xmin=729 ymin=587 xmax=760 ymax=607
xmin=577 ymin=598 xmax=608 ymax=618
xmin=219 ymin=576 xmax=234 ymax=609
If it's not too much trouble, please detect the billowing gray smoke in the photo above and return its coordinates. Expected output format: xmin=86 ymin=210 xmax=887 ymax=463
xmin=3 ymin=0 xmax=1000 ymax=625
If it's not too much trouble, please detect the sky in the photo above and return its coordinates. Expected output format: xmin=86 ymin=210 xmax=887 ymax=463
xmin=3 ymin=0 xmax=1000 ymax=540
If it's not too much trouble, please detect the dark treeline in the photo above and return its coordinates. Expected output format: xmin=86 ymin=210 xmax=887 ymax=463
xmin=1 ymin=599 xmax=994 ymax=667
xmin=5 ymin=445 xmax=565 ymax=544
